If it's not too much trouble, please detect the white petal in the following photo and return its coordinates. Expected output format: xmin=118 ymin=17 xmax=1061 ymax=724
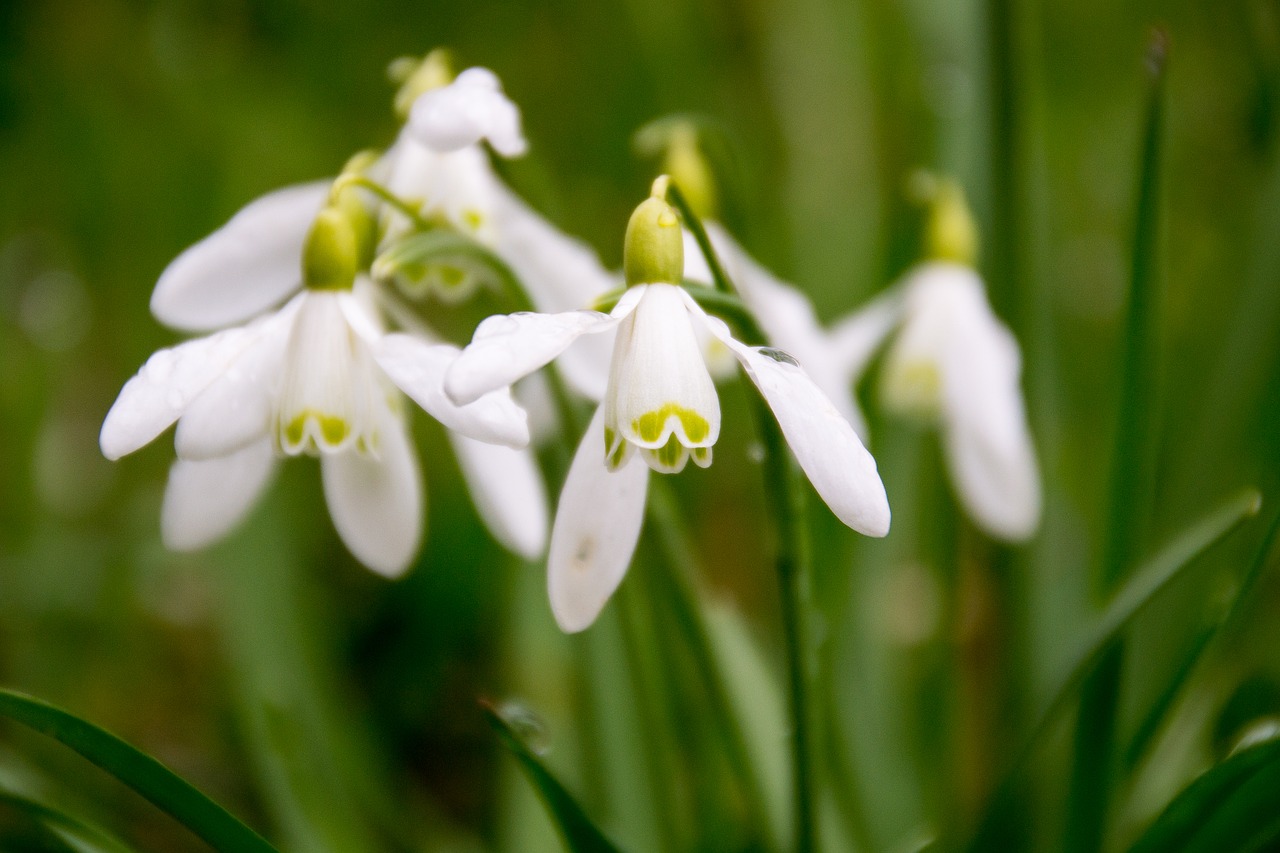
xmin=161 ymin=438 xmax=278 ymax=550
xmin=444 ymin=288 xmax=643 ymax=405
xmin=100 ymin=322 xmax=266 ymax=461
xmin=370 ymin=333 xmax=530 ymax=448
xmin=173 ymin=308 xmax=292 ymax=460
xmin=547 ymin=407 xmax=649 ymax=632
xmin=933 ymin=270 xmax=1041 ymax=540
xmin=379 ymin=138 xmax=500 ymax=242
xmin=699 ymin=225 xmax=876 ymax=436
xmin=607 ymin=283 xmax=720 ymax=453
xmin=699 ymin=310 xmax=890 ymax=537
xmin=826 ymin=286 xmax=905 ymax=383
xmin=448 ymin=432 xmax=548 ymax=559
xmin=321 ymin=408 xmax=424 ymax=578
xmin=151 ymin=182 xmax=328 ymax=331
xmin=407 ymin=67 xmax=527 ymax=157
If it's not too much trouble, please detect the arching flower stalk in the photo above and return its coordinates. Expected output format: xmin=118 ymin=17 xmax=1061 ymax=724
xmin=445 ymin=177 xmax=891 ymax=631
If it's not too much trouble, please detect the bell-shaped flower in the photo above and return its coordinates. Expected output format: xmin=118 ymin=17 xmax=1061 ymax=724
xmin=878 ymin=260 xmax=1040 ymax=541
xmin=445 ymin=180 xmax=891 ymax=631
xmin=102 ymin=205 xmax=544 ymax=575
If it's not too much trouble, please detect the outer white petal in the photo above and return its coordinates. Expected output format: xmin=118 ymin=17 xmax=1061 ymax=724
xmin=100 ymin=322 xmax=267 ymax=461
xmin=931 ymin=267 xmax=1041 ymax=540
xmin=321 ymin=407 xmax=424 ymax=578
xmin=695 ymin=304 xmax=890 ymax=538
xmin=607 ymin=283 xmax=720 ymax=450
xmin=448 ymin=431 xmax=548 ymax=559
xmin=445 ymin=287 xmax=644 ymax=405
xmin=547 ymin=407 xmax=649 ymax=633
xmin=826 ymin=287 xmax=905 ymax=384
xmin=173 ymin=305 xmax=294 ymax=460
xmin=161 ymin=438 xmax=278 ymax=551
xmin=407 ymin=67 xmax=527 ymax=157
xmin=368 ymin=332 xmax=530 ymax=448
xmin=151 ymin=182 xmax=329 ymax=331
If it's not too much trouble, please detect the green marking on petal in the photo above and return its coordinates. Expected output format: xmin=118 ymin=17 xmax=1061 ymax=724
xmin=606 ymin=435 xmax=631 ymax=471
xmin=284 ymin=411 xmax=350 ymax=452
xmin=642 ymin=434 xmax=689 ymax=474
xmin=691 ymin=445 xmax=713 ymax=469
xmin=885 ymin=360 xmax=943 ymax=420
xmin=632 ymin=403 xmax=710 ymax=445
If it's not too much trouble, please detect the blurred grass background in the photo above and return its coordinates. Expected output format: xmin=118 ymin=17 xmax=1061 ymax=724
xmin=1 ymin=0 xmax=1279 ymax=850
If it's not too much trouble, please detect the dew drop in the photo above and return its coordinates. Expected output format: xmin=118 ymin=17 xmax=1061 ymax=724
xmin=495 ymin=700 xmax=551 ymax=756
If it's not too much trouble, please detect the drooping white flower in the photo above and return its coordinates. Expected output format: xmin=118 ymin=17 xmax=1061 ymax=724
xmin=446 ymin=183 xmax=891 ymax=631
xmin=878 ymin=261 xmax=1040 ymax=541
xmin=103 ymin=206 xmax=544 ymax=574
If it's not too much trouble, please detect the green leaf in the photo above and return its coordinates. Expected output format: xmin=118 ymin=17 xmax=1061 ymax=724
xmin=484 ymin=702 xmax=623 ymax=853
xmin=0 ymin=786 xmax=137 ymax=853
xmin=1124 ymin=506 xmax=1280 ymax=768
xmin=0 ymin=688 xmax=277 ymax=853
xmin=1066 ymin=30 xmax=1171 ymax=852
xmin=1129 ymin=735 xmax=1280 ymax=853
xmin=966 ymin=488 xmax=1260 ymax=851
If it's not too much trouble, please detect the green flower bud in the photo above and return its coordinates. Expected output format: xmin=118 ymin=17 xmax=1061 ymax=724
xmin=664 ymin=124 xmax=718 ymax=221
xmin=392 ymin=49 xmax=455 ymax=120
xmin=624 ymin=176 xmax=684 ymax=287
xmin=303 ymin=207 xmax=359 ymax=291
xmin=923 ymin=178 xmax=979 ymax=266
xmin=332 ymin=154 xmax=381 ymax=270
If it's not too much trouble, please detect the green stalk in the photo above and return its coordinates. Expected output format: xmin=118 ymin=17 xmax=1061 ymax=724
xmin=1063 ymin=31 xmax=1168 ymax=853
xmin=665 ymin=183 xmax=734 ymax=293
xmin=751 ymin=396 xmax=816 ymax=853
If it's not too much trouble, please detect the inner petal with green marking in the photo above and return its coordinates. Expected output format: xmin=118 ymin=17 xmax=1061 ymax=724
xmin=631 ymin=402 xmax=711 ymax=446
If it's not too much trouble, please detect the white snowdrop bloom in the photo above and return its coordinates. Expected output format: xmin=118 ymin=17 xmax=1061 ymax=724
xmin=377 ymin=61 xmax=617 ymax=399
xmin=102 ymin=207 xmax=544 ymax=575
xmin=879 ymin=261 xmax=1041 ymax=541
xmin=446 ymin=182 xmax=891 ymax=631
xmin=682 ymin=224 xmax=901 ymax=440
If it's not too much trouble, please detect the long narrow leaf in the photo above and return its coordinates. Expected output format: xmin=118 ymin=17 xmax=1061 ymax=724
xmin=0 ymin=689 xmax=277 ymax=853
xmin=966 ymin=488 xmax=1260 ymax=850
xmin=1129 ymin=735 xmax=1280 ymax=853
xmin=0 ymin=787 xmax=136 ymax=853
xmin=484 ymin=702 xmax=623 ymax=853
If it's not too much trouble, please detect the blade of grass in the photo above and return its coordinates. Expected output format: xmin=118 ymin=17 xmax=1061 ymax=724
xmin=965 ymin=487 xmax=1261 ymax=850
xmin=1128 ymin=734 xmax=1280 ymax=853
xmin=1123 ymin=509 xmax=1280 ymax=768
xmin=1065 ymin=29 xmax=1169 ymax=853
xmin=0 ymin=688 xmax=277 ymax=853
xmin=0 ymin=787 xmax=137 ymax=853
xmin=484 ymin=702 xmax=623 ymax=853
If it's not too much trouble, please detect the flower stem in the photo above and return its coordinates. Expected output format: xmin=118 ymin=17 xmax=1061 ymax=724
xmin=665 ymin=182 xmax=735 ymax=294
xmin=752 ymin=393 xmax=816 ymax=853
xmin=331 ymin=174 xmax=434 ymax=231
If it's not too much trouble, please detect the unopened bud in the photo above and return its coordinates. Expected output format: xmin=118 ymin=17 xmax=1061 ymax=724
xmin=664 ymin=124 xmax=718 ymax=221
xmin=923 ymin=179 xmax=979 ymax=266
xmin=393 ymin=49 xmax=455 ymax=120
xmin=624 ymin=176 xmax=684 ymax=287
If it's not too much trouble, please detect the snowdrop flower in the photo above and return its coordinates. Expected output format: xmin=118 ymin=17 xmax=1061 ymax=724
xmin=375 ymin=51 xmax=617 ymax=398
xmin=446 ymin=179 xmax=891 ymax=631
xmin=873 ymin=180 xmax=1041 ymax=541
xmin=102 ymin=201 xmax=541 ymax=575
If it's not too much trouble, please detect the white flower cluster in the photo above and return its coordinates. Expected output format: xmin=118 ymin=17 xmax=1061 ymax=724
xmin=101 ymin=51 xmax=1040 ymax=633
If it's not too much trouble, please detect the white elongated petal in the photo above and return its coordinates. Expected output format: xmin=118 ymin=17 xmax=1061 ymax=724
xmin=379 ymin=137 xmax=499 ymax=241
xmin=161 ymin=438 xmax=278 ymax=551
xmin=151 ymin=182 xmax=329 ymax=331
xmin=445 ymin=287 xmax=644 ymax=405
xmin=173 ymin=308 xmax=292 ymax=460
xmin=931 ymin=268 xmax=1041 ymax=540
xmin=321 ymin=407 xmax=423 ymax=578
xmin=687 ymin=225 xmax=878 ymax=437
xmin=370 ymin=333 xmax=530 ymax=448
xmin=448 ymin=432 xmax=548 ymax=559
xmin=407 ymin=67 xmax=527 ymax=157
xmin=547 ymin=407 xmax=649 ymax=632
xmin=607 ymin=283 xmax=720 ymax=451
xmin=826 ymin=287 xmax=905 ymax=383
xmin=100 ymin=322 xmax=266 ymax=461
xmin=695 ymin=303 xmax=890 ymax=537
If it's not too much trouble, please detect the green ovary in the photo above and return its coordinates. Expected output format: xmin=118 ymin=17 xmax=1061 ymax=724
xmin=632 ymin=403 xmax=710 ymax=445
